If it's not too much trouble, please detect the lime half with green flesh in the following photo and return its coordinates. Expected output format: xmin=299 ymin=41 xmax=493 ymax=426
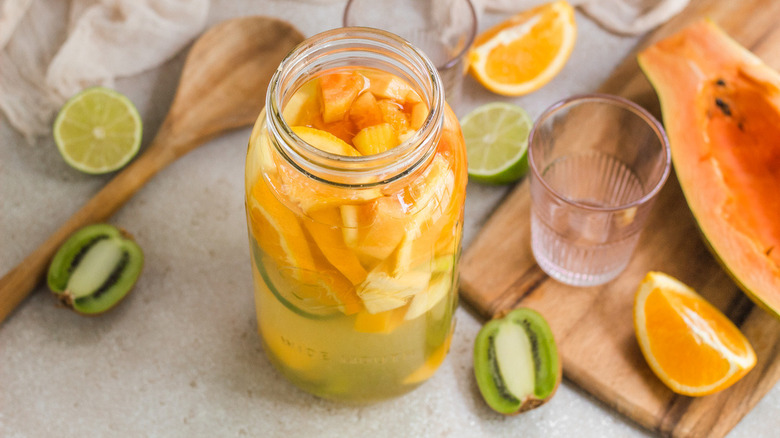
xmin=461 ymin=102 xmax=532 ymax=184
xmin=53 ymin=87 xmax=142 ymax=174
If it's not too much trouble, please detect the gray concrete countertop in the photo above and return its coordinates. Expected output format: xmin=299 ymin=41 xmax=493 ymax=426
xmin=2 ymin=1 xmax=778 ymax=437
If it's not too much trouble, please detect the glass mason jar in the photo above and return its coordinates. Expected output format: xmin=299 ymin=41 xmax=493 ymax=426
xmin=245 ymin=28 xmax=467 ymax=402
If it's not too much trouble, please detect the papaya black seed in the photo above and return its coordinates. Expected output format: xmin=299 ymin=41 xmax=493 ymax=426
xmin=715 ymin=98 xmax=732 ymax=116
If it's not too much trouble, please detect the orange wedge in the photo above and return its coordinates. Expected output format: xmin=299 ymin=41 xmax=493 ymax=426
xmin=304 ymin=207 xmax=368 ymax=285
xmin=353 ymin=306 xmax=407 ymax=334
xmin=249 ymin=178 xmax=363 ymax=315
xmin=468 ymin=0 xmax=576 ymax=96
xmin=633 ymin=272 xmax=756 ymax=396
xmin=248 ymin=177 xmax=317 ymax=276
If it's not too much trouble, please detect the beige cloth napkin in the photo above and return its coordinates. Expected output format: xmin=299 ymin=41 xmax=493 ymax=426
xmin=0 ymin=0 xmax=209 ymax=143
xmin=474 ymin=0 xmax=689 ymax=35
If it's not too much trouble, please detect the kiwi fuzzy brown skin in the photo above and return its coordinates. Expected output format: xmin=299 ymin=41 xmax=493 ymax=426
xmin=473 ymin=307 xmax=562 ymax=415
xmin=47 ymin=223 xmax=144 ymax=316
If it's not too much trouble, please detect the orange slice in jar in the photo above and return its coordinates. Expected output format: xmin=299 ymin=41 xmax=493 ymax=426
xmin=385 ymin=155 xmax=455 ymax=275
xmin=276 ymin=162 xmax=382 ymax=214
xmin=361 ymin=68 xmax=422 ymax=104
xmin=291 ymin=126 xmax=361 ymax=156
xmin=468 ymin=0 xmax=577 ymax=96
xmin=248 ymin=177 xmax=318 ymax=277
xmin=283 ymin=78 xmax=321 ymax=126
xmin=304 ymin=207 xmax=369 ymax=285
xmin=339 ymin=202 xmax=407 ymax=270
xmin=634 ymin=272 xmax=756 ymax=396
xmin=353 ymin=306 xmax=408 ymax=334
xmin=249 ymin=177 xmax=362 ymax=315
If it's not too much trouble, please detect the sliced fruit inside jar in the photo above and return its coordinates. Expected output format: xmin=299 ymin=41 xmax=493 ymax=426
xmin=353 ymin=306 xmax=408 ymax=334
xmin=405 ymin=267 xmax=454 ymax=321
xmin=357 ymin=268 xmax=431 ymax=314
xmin=304 ymin=207 xmax=368 ymax=285
xmin=362 ymin=68 xmax=422 ymax=103
xmin=264 ymin=66 xmax=462 ymax=320
xmin=382 ymin=155 xmax=456 ymax=275
xmin=320 ymin=70 xmax=366 ymax=123
xmin=249 ymin=178 xmax=362 ymax=315
xmin=248 ymin=177 xmax=318 ymax=278
xmin=339 ymin=202 xmax=406 ymax=267
xmin=283 ymin=78 xmax=321 ymax=126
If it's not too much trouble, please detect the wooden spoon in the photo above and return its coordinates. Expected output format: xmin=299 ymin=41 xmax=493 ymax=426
xmin=0 ymin=16 xmax=304 ymax=323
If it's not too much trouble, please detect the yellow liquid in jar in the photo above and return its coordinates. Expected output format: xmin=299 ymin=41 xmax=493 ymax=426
xmin=245 ymin=67 xmax=466 ymax=401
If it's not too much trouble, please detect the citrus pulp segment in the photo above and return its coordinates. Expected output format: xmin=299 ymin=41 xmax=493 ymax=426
xmin=291 ymin=126 xmax=361 ymax=156
xmin=353 ymin=306 xmax=407 ymax=333
xmin=249 ymin=179 xmax=318 ymax=276
xmin=461 ymin=102 xmax=532 ymax=184
xmin=250 ymin=180 xmax=363 ymax=315
xmin=53 ymin=86 xmax=142 ymax=174
xmin=468 ymin=0 xmax=576 ymax=96
xmin=633 ymin=272 xmax=756 ymax=396
xmin=304 ymin=208 xmax=369 ymax=285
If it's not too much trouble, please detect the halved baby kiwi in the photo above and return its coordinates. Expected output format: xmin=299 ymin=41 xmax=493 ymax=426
xmin=473 ymin=308 xmax=561 ymax=415
xmin=47 ymin=223 xmax=143 ymax=315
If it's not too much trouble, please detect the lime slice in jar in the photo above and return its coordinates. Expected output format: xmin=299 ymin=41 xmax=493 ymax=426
xmin=250 ymin=240 xmax=341 ymax=320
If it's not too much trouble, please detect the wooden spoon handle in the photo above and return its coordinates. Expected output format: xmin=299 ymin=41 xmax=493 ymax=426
xmin=0 ymin=129 xmax=187 ymax=323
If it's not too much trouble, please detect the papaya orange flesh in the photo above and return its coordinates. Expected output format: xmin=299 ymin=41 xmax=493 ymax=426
xmin=320 ymin=71 xmax=365 ymax=124
xmin=638 ymin=20 xmax=780 ymax=318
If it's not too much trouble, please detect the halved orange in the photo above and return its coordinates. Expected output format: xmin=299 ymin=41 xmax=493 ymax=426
xmin=468 ymin=0 xmax=576 ymax=96
xmin=633 ymin=272 xmax=756 ymax=396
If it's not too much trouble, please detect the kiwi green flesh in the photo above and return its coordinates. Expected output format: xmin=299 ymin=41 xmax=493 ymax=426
xmin=71 ymin=238 xmax=143 ymax=315
xmin=48 ymin=224 xmax=122 ymax=293
xmin=47 ymin=224 xmax=144 ymax=315
xmin=474 ymin=308 xmax=560 ymax=415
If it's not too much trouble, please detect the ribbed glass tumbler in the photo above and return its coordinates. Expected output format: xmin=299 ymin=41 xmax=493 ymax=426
xmin=527 ymin=94 xmax=671 ymax=287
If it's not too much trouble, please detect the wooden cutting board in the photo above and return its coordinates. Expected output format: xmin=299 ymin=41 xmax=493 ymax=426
xmin=459 ymin=0 xmax=780 ymax=437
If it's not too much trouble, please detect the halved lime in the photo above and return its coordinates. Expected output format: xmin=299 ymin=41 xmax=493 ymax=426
xmin=53 ymin=87 xmax=142 ymax=174
xmin=461 ymin=102 xmax=532 ymax=184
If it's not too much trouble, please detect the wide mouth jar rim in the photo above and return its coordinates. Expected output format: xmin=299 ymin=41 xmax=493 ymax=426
xmin=527 ymin=93 xmax=672 ymax=212
xmin=265 ymin=26 xmax=445 ymax=189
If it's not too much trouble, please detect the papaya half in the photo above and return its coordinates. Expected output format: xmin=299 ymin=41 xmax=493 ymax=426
xmin=638 ymin=20 xmax=780 ymax=318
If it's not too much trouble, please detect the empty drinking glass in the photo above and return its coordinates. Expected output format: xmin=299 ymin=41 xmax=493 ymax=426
xmin=528 ymin=94 xmax=671 ymax=286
